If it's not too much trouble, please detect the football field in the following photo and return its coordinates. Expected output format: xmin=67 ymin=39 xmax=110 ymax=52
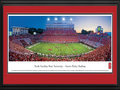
xmin=26 ymin=42 xmax=94 ymax=56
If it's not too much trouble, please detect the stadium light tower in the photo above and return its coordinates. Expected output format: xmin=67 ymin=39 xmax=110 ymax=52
xmin=54 ymin=17 xmax=58 ymax=21
xmin=62 ymin=17 xmax=65 ymax=21
xmin=47 ymin=18 xmax=50 ymax=21
xmin=70 ymin=18 xmax=72 ymax=21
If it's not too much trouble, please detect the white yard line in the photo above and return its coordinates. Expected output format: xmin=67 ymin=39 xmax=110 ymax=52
xmin=27 ymin=43 xmax=40 ymax=48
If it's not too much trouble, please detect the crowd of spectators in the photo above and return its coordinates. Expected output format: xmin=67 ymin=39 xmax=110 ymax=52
xmin=75 ymin=44 xmax=111 ymax=61
xmin=9 ymin=41 xmax=33 ymax=55
xmin=42 ymin=30 xmax=77 ymax=36
xmin=41 ymin=30 xmax=79 ymax=43
xmin=9 ymin=34 xmax=42 ymax=47
xmin=79 ymin=33 xmax=111 ymax=48
xmin=9 ymin=31 xmax=111 ymax=61
xmin=41 ymin=36 xmax=79 ymax=43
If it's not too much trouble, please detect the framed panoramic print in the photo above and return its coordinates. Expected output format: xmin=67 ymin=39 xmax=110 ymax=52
xmin=0 ymin=0 xmax=120 ymax=90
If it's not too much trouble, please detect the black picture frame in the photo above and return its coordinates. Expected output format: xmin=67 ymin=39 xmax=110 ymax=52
xmin=0 ymin=0 xmax=120 ymax=90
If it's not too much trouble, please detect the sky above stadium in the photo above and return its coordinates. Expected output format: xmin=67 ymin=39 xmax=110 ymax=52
xmin=9 ymin=15 xmax=112 ymax=33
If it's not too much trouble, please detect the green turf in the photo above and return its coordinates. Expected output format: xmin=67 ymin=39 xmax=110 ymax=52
xmin=26 ymin=42 xmax=94 ymax=56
